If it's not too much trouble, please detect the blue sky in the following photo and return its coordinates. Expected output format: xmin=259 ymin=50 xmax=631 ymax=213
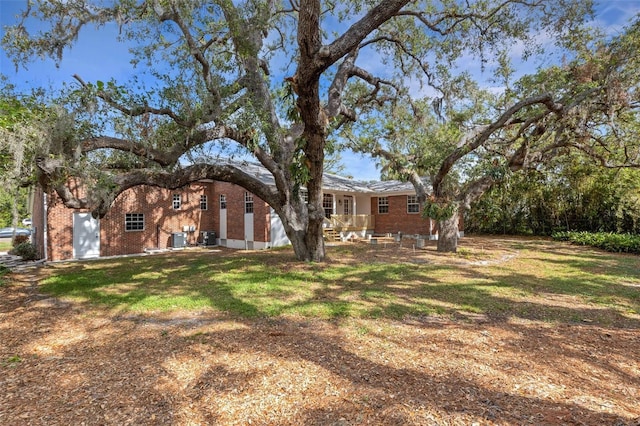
xmin=1 ymin=0 xmax=639 ymax=181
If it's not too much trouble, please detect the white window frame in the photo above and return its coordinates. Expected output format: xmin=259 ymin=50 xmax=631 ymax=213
xmin=220 ymin=194 xmax=227 ymax=209
xmin=172 ymin=194 xmax=181 ymax=210
xmin=407 ymin=195 xmax=420 ymax=214
xmin=323 ymin=193 xmax=333 ymax=218
xmin=200 ymin=195 xmax=208 ymax=210
xmin=245 ymin=192 xmax=254 ymax=214
xmin=378 ymin=197 xmax=389 ymax=214
xmin=125 ymin=213 xmax=145 ymax=231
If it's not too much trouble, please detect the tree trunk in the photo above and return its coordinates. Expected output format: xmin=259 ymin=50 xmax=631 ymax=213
xmin=276 ymin=202 xmax=326 ymax=262
xmin=437 ymin=210 xmax=459 ymax=253
xmin=284 ymin=220 xmax=326 ymax=262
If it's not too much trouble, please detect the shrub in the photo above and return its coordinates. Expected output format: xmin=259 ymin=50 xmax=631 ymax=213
xmin=12 ymin=235 xmax=29 ymax=247
xmin=9 ymin=242 xmax=38 ymax=261
xmin=552 ymin=231 xmax=640 ymax=254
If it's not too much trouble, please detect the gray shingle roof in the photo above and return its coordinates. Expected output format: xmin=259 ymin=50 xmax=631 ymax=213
xmin=206 ymin=158 xmax=427 ymax=195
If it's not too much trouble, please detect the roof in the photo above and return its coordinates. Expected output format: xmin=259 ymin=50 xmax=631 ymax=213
xmin=207 ymin=158 xmax=426 ymax=195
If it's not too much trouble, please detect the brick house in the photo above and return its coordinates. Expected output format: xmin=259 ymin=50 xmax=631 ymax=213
xmin=31 ymin=161 xmax=462 ymax=261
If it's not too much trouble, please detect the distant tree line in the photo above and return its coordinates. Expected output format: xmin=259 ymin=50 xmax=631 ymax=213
xmin=465 ymin=155 xmax=640 ymax=235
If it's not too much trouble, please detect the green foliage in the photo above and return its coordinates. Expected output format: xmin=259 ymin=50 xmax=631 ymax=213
xmin=2 ymin=355 xmax=22 ymax=366
xmin=422 ymin=197 xmax=457 ymax=221
xmin=467 ymin=159 xmax=640 ymax=235
xmin=9 ymin=242 xmax=38 ymax=261
xmin=552 ymin=231 xmax=640 ymax=254
xmin=0 ymin=188 xmax=28 ymax=227
xmin=0 ymin=265 xmax=9 ymax=286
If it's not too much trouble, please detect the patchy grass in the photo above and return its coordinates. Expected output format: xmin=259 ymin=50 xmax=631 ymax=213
xmin=0 ymin=265 xmax=9 ymax=286
xmin=38 ymin=238 xmax=640 ymax=326
xmin=0 ymin=240 xmax=11 ymax=252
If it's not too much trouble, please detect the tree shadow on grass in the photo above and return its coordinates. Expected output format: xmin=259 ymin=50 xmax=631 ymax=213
xmin=2 ymin=281 xmax=639 ymax=424
xmin=31 ymin=240 xmax=640 ymax=330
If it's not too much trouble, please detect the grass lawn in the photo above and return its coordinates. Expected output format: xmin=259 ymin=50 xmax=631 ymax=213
xmin=0 ymin=240 xmax=11 ymax=252
xmin=39 ymin=236 xmax=640 ymax=326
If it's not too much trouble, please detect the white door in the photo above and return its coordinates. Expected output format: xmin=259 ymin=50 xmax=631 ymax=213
xmin=244 ymin=213 xmax=254 ymax=242
xmin=343 ymin=196 xmax=353 ymax=215
xmin=73 ymin=213 xmax=100 ymax=259
xmin=219 ymin=195 xmax=227 ymax=241
xmin=244 ymin=192 xmax=254 ymax=243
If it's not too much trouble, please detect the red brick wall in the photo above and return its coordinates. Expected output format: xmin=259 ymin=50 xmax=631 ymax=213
xmin=100 ymin=183 xmax=216 ymax=256
xmin=253 ymin=195 xmax=271 ymax=243
xmin=46 ymin=179 xmax=84 ymax=261
xmin=213 ymin=182 xmax=271 ymax=242
xmin=45 ymin=182 xmax=216 ymax=261
xmin=372 ymin=195 xmax=433 ymax=235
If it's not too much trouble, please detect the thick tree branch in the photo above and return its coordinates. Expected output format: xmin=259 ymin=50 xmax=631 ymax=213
xmin=433 ymin=93 xmax=562 ymax=195
xmin=315 ymin=0 xmax=410 ymax=74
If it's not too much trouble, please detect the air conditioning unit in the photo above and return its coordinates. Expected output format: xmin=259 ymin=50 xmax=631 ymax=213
xmin=201 ymin=231 xmax=216 ymax=246
xmin=172 ymin=232 xmax=186 ymax=248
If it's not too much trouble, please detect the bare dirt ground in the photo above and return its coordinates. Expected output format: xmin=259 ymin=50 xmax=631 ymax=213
xmin=1 ymin=236 xmax=639 ymax=425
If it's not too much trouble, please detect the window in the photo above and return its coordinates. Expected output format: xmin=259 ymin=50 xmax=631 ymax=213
xmin=220 ymin=194 xmax=227 ymax=209
xmin=172 ymin=194 xmax=181 ymax=210
xmin=323 ymin=193 xmax=333 ymax=218
xmin=125 ymin=213 xmax=144 ymax=231
xmin=200 ymin=195 xmax=208 ymax=210
xmin=378 ymin=197 xmax=389 ymax=214
xmin=343 ymin=196 xmax=353 ymax=215
xmin=245 ymin=192 xmax=254 ymax=214
xmin=300 ymin=190 xmax=308 ymax=203
xmin=407 ymin=195 xmax=420 ymax=213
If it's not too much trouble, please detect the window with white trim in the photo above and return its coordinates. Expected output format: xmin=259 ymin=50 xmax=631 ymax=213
xmin=200 ymin=195 xmax=208 ymax=210
xmin=125 ymin=213 xmax=144 ymax=231
xmin=378 ymin=197 xmax=389 ymax=214
xmin=407 ymin=195 xmax=420 ymax=213
xmin=300 ymin=190 xmax=308 ymax=203
xmin=245 ymin=192 xmax=254 ymax=214
xmin=323 ymin=193 xmax=333 ymax=218
xmin=172 ymin=194 xmax=181 ymax=210
xmin=220 ymin=194 xmax=227 ymax=209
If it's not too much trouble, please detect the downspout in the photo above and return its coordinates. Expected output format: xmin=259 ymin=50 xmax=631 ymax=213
xmin=43 ymin=192 xmax=48 ymax=261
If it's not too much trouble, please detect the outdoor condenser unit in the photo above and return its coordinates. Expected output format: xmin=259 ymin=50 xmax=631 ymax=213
xmin=172 ymin=232 xmax=186 ymax=248
xmin=201 ymin=231 xmax=216 ymax=246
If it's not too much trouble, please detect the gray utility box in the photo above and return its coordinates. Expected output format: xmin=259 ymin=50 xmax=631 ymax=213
xmin=201 ymin=231 xmax=216 ymax=246
xmin=172 ymin=232 xmax=187 ymax=248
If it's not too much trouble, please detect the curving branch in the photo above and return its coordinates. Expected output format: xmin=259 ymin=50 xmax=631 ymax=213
xmin=370 ymin=146 xmax=429 ymax=203
xmin=37 ymin=156 xmax=281 ymax=220
xmin=433 ymin=93 xmax=563 ymax=196
xmin=314 ymin=0 xmax=410 ymax=74
xmin=157 ymin=4 xmax=222 ymax=105
xmin=397 ymin=0 xmax=545 ymax=37
xmin=73 ymin=74 xmax=194 ymax=128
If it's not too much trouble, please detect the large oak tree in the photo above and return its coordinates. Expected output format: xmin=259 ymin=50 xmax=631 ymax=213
xmin=350 ymin=18 xmax=640 ymax=252
xmin=3 ymin=0 xmax=593 ymax=260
